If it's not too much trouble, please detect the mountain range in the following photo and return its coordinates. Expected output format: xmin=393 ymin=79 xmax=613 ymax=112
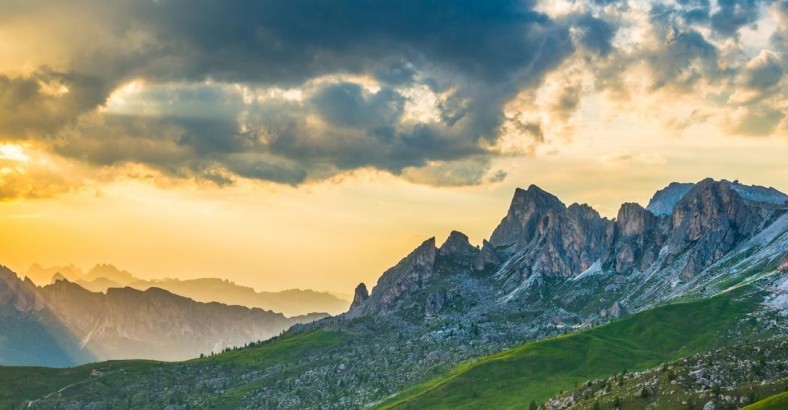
xmin=24 ymin=263 xmax=350 ymax=316
xmin=1 ymin=178 xmax=786 ymax=409
xmin=0 ymin=269 xmax=326 ymax=366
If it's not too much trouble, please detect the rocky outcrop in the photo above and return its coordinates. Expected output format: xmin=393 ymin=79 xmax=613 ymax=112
xmin=343 ymin=178 xmax=787 ymax=319
xmin=425 ymin=290 xmax=449 ymax=317
xmin=474 ymin=240 xmax=501 ymax=272
xmin=646 ymin=180 xmax=788 ymax=217
xmin=350 ymin=283 xmax=369 ymax=310
xmin=438 ymin=231 xmax=479 ymax=259
xmin=489 ymin=185 xmax=566 ymax=254
xmin=350 ymin=238 xmax=437 ymax=317
xmin=603 ymin=203 xmax=669 ymax=273
xmin=491 ymin=189 xmax=613 ymax=280
xmin=666 ymin=179 xmax=764 ymax=278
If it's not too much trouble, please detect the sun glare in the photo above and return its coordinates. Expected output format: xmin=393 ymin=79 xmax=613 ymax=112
xmin=0 ymin=144 xmax=29 ymax=163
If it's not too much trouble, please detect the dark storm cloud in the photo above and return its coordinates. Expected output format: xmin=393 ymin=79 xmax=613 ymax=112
xmin=13 ymin=0 xmax=782 ymax=188
xmin=127 ymin=0 xmax=568 ymax=85
xmin=0 ymin=71 xmax=108 ymax=139
xmin=27 ymin=0 xmax=602 ymax=186
xmin=711 ymin=0 xmax=766 ymax=37
xmin=309 ymin=83 xmax=405 ymax=129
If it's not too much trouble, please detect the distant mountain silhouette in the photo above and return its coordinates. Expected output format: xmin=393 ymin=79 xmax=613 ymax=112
xmin=25 ymin=264 xmax=350 ymax=316
xmin=1 ymin=266 xmax=326 ymax=366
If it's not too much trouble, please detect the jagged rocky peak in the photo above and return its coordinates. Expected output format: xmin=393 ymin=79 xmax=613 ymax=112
xmin=438 ymin=230 xmax=479 ymax=258
xmin=489 ymin=184 xmax=566 ymax=249
xmin=616 ymin=203 xmax=657 ymax=237
xmin=604 ymin=202 xmax=668 ymax=273
xmin=0 ymin=266 xmax=44 ymax=313
xmin=486 ymin=186 xmax=613 ymax=280
xmin=348 ymin=238 xmax=437 ymax=317
xmin=350 ymin=283 xmax=369 ymax=310
xmin=667 ymin=178 xmax=764 ymax=277
xmin=671 ymin=178 xmax=761 ymax=239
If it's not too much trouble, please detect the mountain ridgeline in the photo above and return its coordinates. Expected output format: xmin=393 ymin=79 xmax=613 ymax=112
xmin=345 ymin=178 xmax=788 ymax=321
xmin=0 ymin=269 xmax=327 ymax=366
xmin=1 ymin=178 xmax=786 ymax=409
xmin=24 ymin=264 xmax=351 ymax=317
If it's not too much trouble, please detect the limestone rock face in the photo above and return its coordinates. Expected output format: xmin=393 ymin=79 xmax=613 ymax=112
xmin=350 ymin=283 xmax=369 ymax=310
xmin=352 ymin=238 xmax=437 ymax=316
xmin=489 ymin=185 xmax=566 ymax=253
xmin=438 ymin=231 xmax=479 ymax=259
xmin=666 ymin=179 xmax=763 ymax=277
xmin=474 ymin=240 xmax=501 ymax=272
xmin=491 ymin=187 xmax=613 ymax=280
xmin=342 ymin=178 xmax=787 ymax=321
xmin=604 ymin=203 xmax=669 ymax=273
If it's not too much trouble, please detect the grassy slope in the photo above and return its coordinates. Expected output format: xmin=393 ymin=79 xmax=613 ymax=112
xmin=743 ymin=392 xmax=788 ymax=410
xmin=0 ymin=361 xmax=155 ymax=409
xmin=0 ymin=330 xmax=345 ymax=409
xmin=377 ymin=287 xmax=763 ymax=409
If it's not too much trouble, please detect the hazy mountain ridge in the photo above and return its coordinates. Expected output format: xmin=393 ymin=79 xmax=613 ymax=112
xmin=0 ymin=266 xmax=95 ymax=367
xmin=25 ymin=264 xmax=350 ymax=316
xmin=0 ymin=269 xmax=327 ymax=365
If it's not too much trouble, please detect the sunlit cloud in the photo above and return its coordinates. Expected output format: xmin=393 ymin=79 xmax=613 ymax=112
xmin=0 ymin=0 xmax=783 ymax=199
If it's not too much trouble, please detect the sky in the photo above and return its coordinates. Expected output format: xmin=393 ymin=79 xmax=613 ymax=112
xmin=0 ymin=0 xmax=786 ymax=294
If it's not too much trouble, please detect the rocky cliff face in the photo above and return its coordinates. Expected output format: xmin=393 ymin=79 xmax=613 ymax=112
xmin=603 ymin=203 xmax=670 ymax=273
xmin=492 ymin=189 xmax=613 ymax=288
xmin=489 ymin=185 xmax=567 ymax=253
xmin=438 ymin=231 xmax=479 ymax=261
xmin=348 ymin=238 xmax=436 ymax=317
xmin=666 ymin=178 xmax=764 ymax=278
xmin=345 ymin=178 xmax=787 ymax=323
xmin=350 ymin=283 xmax=369 ymax=310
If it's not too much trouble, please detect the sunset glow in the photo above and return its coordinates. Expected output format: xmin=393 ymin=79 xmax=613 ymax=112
xmin=0 ymin=0 xmax=785 ymax=295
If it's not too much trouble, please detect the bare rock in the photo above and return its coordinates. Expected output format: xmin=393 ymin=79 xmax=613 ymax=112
xmin=349 ymin=283 xmax=369 ymax=310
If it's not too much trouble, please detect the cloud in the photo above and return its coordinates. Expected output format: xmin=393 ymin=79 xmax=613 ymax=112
xmin=309 ymin=83 xmax=405 ymax=129
xmin=0 ymin=71 xmax=108 ymax=139
xmin=0 ymin=0 xmax=785 ymax=196
xmin=711 ymin=0 xmax=764 ymax=38
xmin=0 ymin=144 xmax=83 ymax=201
xmin=600 ymin=150 xmax=668 ymax=166
xmin=400 ymin=157 xmax=506 ymax=187
xmin=1 ymin=0 xmax=599 ymax=188
xmin=727 ymin=105 xmax=784 ymax=135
